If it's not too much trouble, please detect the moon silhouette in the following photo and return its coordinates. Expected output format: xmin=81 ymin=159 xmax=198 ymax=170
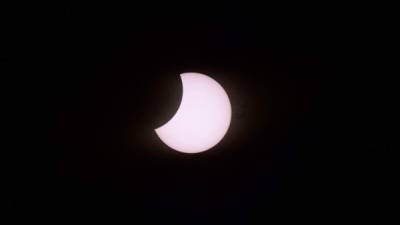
xmin=155 ymin=72 xmax=232 ymax=154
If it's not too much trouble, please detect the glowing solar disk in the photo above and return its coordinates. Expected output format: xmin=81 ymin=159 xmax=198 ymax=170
xmin=155 ymin=72 xmax=231 ymax=153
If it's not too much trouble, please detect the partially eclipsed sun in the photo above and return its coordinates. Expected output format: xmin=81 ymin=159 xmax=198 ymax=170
xmin=155 ymin=72 xmax=232 ymax=154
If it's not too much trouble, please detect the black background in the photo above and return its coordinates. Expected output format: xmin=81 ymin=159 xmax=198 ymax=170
xmin=7 ymin=3 xmax=395 ymax=223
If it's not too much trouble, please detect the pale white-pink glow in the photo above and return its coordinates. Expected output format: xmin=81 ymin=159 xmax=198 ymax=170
xmin=155 ymin=72 xmax=232 ymax=154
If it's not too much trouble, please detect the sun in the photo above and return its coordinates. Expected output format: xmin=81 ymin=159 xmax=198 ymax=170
xmin=155 ymin=72 xmax=231 ymax=153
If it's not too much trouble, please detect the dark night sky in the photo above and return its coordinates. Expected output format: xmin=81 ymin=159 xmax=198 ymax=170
xmin=7 ymin=3 xmax=395 ymax=223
